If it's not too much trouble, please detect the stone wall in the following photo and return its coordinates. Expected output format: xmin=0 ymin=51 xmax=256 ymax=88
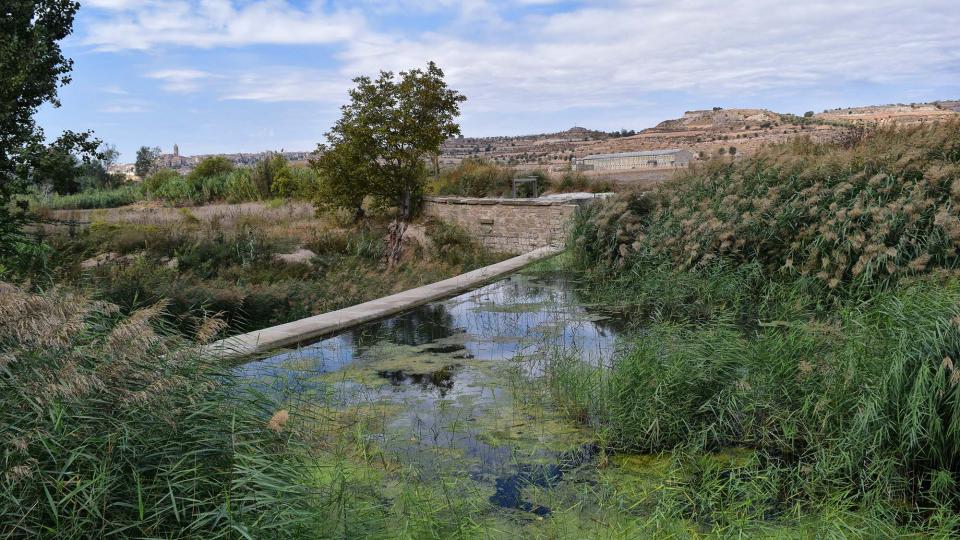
xmin=423 ymin=194 xmax=606 ymax=254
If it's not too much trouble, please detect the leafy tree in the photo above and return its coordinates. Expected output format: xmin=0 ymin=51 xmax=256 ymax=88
xmin=314 ymin=62 xmax=465 ymax=265
xmin=77 ymin=143 xmax=124 ymax=190
xmin=0 ymin=0 xmax=81 ymax=257
xmin=27 ymin=130 xmax=102 ymax=194
xmin=135 ymin=146 xmax=161 ymax=178
xmin=190 ymin=156 xmax=234 ymax=180
xmin=804 ymin=111 xmax=815 ymax=118
xmin=250 ymin=153 xmax=289 ymax=200
xmin=729 ymin=146 xmax=737 ymax=156
xmin=310 ymin=141 xmax=373 ymax=221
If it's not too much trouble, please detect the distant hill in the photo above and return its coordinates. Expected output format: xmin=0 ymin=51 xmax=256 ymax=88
xmin=117 ymin=100 xmax=958 ymax=175
xmin=436 ymin=100 xmax=959 ymax=173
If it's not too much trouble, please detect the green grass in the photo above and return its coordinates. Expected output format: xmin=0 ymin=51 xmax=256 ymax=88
xmin=554 ymin=120 xmax=960 ymax=535
xmin=33 ymin=184 xmax=145 ymax=210
xmin=0 ymin=284 xmax=320 ymax=539
xmin=19 ymin=210 xmax=506 ymax=337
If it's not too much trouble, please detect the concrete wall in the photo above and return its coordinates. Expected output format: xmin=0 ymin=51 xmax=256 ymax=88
xmin=423 ymin=195 xmax=603 ymax=254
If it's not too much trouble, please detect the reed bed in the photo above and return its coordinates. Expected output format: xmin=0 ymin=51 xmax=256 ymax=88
xmin=0 ymin=283 xmax=319 ymax=538
xmin=558 ymin=120 xmax=960 ymax=534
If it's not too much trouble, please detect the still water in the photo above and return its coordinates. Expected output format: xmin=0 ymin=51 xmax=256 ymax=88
xmin=237 ymin=270 xmax=626 ymax=515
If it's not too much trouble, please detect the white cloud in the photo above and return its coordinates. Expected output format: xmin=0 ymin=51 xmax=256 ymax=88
xmin=220 ymin=70 xmax=350 ymax=103
xmin=84 ymin=1 xmax=365 ymax=50
xmin=100 ymin=104 xmax=149 ymax=113
xmin=85 ymin=0 xmax=960 ymax=115
xmin=146 ymin=69 xmax=211 ymax=92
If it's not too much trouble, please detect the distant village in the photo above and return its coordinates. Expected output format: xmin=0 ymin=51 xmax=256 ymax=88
xmin=110 ymin=145 xmax=317 ymax=177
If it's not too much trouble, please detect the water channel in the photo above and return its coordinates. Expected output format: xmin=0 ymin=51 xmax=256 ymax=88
xmin=237 ymin=268 xmax=632 ymax=523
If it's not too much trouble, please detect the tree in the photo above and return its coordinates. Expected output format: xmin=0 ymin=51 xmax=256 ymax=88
xmin=135 ymin=146 xmax=161 ymax=178
xmin=729 ymin=146 xmax=737 ymax=156
xmin=250 ymin=153 xmax=290 ymax=200
xmin=804 ymin=111 xmax=815 ymax=118
xmin=27 ymin=130 xmax=102 ymax=194
xmin=310 ymin=142 xmax=371 ymax=221
xmin=190 ymin=156 xmax=234 ymax=180
xmin=314 ymin=62 xmax=466 ymax=265
xmin=1 ymin=0 xmax=81 ymax=257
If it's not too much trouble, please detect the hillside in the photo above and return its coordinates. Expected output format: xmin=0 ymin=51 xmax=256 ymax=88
xmin=438 ymin=101 xmax=960 ymax=179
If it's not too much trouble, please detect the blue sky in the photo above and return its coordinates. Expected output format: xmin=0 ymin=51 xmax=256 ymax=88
xmin=36 ymin=0 xmax=960 ymax=161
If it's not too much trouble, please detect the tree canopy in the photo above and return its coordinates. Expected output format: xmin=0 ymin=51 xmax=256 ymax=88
xmin=135 ymin=146 xmax=161 ymax=179
xmin=312 ymin=62 xmax=465 ymax=264
xmin=1 ymin=0 xmax=82 ymax=255
xmin=313 ymin=62 xmax=465 ymax=222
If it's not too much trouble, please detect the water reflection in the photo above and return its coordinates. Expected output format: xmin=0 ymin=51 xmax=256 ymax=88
xmin=236 ymin=271 xmax=625 ymax=515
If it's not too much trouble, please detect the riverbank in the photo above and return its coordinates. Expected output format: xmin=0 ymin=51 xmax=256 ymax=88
xmin=550 ymin=121 xmax=960 ymax=536
xmin=13 ymin=200 xmax=507 ymax=336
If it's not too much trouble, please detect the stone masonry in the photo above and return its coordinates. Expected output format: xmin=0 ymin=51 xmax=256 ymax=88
xmin=423 ymin=194 xmax=608 ymax=254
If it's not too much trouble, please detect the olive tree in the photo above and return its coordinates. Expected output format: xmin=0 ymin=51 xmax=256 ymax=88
xmin=313 ymin=62 xmax=466 ymax=265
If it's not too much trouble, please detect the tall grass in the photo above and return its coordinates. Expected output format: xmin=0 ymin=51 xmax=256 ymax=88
xmin=577 ymin=121 xmax=960 ymax=288
xmin=0 ymin=283 xmax=319 ymax=538
xmin=557 ymin=120 xmax=960 ymax=533
xmin=33 ymin=184 xmax=144 ymax=210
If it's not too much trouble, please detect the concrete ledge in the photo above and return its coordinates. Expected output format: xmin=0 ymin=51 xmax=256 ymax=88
xmin=425 ymin=193 xmax=611 ymax=207
xmin=206 ymin=246 xmax=561 ymax=361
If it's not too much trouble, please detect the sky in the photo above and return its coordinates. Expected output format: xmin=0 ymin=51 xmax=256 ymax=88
xmin=36 ymin=0 xmax=960 ymax=161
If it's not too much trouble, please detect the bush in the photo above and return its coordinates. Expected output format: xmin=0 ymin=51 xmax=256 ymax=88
xmin=37 ymin=185 xmax=143 ymax=210
xmin=251 ymin=154 xmax=288 ymax=200
xmin=151 ymin=175 xmax=193 ymax=205
xmin=553 ymin=172 xmax=613 ymax=194
xmin=272 ymin=165 xmax=318 ymax=199
xmin=225 ymin=169 xmax=258 ymax=203
xmin=430 ymin=159 xmax=514 ymax=197
xmin=142 ymin=168 xmax=182 ymax=195
xmin=189 ymin=156 xmax=234 ymax=181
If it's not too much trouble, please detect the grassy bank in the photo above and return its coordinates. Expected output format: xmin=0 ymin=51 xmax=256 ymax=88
xmin=15 ymin=201 xmax=506 ymax=336
xmin=553 ymin=121 xmax=960 ymax=535
xmin=0 ymin=284 xmax=320 ymax=538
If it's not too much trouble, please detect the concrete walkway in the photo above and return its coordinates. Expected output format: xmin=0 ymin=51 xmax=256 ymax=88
xmin=206 ymin=246 xmax=561 ymax=361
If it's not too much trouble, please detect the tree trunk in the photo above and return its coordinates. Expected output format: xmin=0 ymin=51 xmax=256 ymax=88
xmin=386 ymin=219 xmax=407 ymax=268
xmin=386 ymin=189 xmax=412 ymax=268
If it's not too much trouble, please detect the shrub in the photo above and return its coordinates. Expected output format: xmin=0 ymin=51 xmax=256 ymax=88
xmin=142 ymin=168 xmax=182 ymax=195
xmin=273 ymin=165 xmax=318 ymax=199
xmin=430 ymin=158 xmax=514 ymax=197
xmin=424 ymin=219 xmax=499 ymax=267
xmin=225 ymin=169 xmax=258 ymax=203
xmin=151 ymin=175 xmax=193 ymax=205
xmin=251 ymin=154 xmax=288 ymax=200
xmin=189 ymin=156 xmax=234 ymax=181
xmin=37 ymin=185 xmax=143 ymax=210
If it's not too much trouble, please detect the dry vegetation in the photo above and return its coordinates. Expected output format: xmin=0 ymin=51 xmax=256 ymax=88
xmin=21 ymin=201 xmax=505 ymax=336
xmin=437 ymin=102 xmax=959 ymax=188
